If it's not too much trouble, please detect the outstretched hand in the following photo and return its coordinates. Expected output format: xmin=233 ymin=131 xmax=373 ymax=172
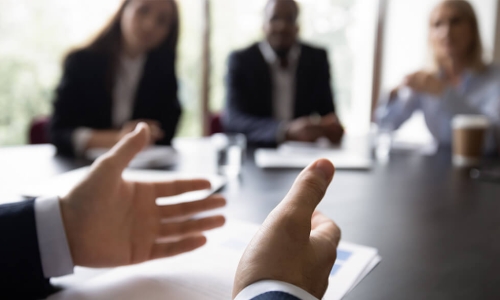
xmin=233 ymin=159 xmax=341 ymax=299
xmin=60 ymin=123 xmax=226 ymax=267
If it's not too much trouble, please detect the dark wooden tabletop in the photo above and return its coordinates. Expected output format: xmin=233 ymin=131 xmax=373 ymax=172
xmin=0 ymin=141 xmax=499 ymax=300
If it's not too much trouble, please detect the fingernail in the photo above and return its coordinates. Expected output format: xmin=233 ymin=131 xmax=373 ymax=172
xmin=313 ymin=159 xmax=334 ymax=181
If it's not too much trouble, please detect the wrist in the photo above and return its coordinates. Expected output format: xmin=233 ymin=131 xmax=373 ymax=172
xmin=234 ymin=280 xmax=319 ymax=300
xmin=58 ymin=197 xmax=81 ymax=266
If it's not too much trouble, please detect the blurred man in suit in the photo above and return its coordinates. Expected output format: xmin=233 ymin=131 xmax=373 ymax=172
xmin=0 ymin=123 xmax=340 ymax=299
xmin=223 ymin=0 xmax=344 ymax=146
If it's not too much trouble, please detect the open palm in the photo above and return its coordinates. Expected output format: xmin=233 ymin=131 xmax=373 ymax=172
xmin=60 ymin=123 xmax=226 ymax=267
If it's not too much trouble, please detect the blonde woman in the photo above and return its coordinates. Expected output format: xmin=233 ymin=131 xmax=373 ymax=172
xmin=376 ymin=0 xmax=500 ymax=153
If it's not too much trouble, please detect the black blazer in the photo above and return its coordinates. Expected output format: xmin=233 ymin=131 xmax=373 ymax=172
xmin=252 ymin=291 xmax=301 ymax=299
xmin=50 ymin=49 xmax=181 ymax=156
xmin=0 ymin=200 xmax=55 ymax=299
xmin=223 ymin=42 xmax=336 ymax=145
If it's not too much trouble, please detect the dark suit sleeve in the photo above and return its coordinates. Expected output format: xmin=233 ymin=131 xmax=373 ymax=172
xmin=0 ymin=200 xmax=55 ymax=299
xmin=312 ymin=49 xmax=335 ymax=116
xmin=223 ymin=52 xmax=282 ymax=145
xmin=49 ymin=53 xmax=89 ymax=156
xmin=251 ymin=291 xmax=301 ymax=300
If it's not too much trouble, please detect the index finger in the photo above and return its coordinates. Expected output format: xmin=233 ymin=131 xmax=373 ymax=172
xmin=97 ymin=123 xmax=150 ymax=173
xmin=311 ymin=211 xmax=341 ymax=247
xmin=155 ymin=179 xmax=212 ymax=198
xmin=159 ymin=195 xmax=226 ymax=218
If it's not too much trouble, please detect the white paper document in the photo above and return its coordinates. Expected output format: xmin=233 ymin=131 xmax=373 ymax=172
xmin=255 ymin=140 xmax=372 ymax=170
xmin=48 ymin=220 xmax=380 ymax=300
xmin=20 ymin=167 xmax=226 ymax=204
xmin=85 ymin=146 xmax=178 ymax=169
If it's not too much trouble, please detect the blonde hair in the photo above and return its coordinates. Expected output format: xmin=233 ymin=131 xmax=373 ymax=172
xmin=429 ymin=0 xmax=485 ymax=73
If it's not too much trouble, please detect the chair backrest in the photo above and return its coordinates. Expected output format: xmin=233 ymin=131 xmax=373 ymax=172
xmin=29 ymin=116 xmax=50 ymax=144
xmin=210 ymin=113 xmax=223 ymax=135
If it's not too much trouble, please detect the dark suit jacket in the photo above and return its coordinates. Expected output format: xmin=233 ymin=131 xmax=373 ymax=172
xmin=0 ymin=200 xmax=55 ymax=299
xmin=50 ymin=49 xmax=181 ymax=156
xmin=223 ymin=42 xmax=336 ymax=146
xmin=252 ymin=291 xmax=301 ymax=299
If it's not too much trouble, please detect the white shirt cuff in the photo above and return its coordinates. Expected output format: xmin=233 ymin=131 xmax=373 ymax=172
xmin=234 ymin=280 xmax=318 ymax=300
xmin=34 ymin=197 xmax=74 ymax=278
xmin=72 ymin=127 xmax=93 ymax=157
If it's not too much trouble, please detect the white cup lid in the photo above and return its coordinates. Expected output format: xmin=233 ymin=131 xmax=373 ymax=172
xmin=452 ymin=115 xmax=490 ymax=129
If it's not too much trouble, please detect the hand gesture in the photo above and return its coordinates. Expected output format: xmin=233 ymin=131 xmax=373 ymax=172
xmin=233 ymin=159 xmax=341 ymax=299
xmin=404 ymin=71 xmax=447 ymax=96
xmin=320 ymin=113 xmax=344 ymax=144
xmin=285 ymin=117 xmax=324 ymax=142
xmin=120 ymin=119 xmax=165 ymax=143
xmin=60 ymin=123 xmax=226 ymax=267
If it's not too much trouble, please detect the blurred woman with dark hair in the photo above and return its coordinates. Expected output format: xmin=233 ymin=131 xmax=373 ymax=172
xmin=50 ymin=0 xmax=181 ymax=156
xmin=376 ymin=0 xmax=500 ymax=154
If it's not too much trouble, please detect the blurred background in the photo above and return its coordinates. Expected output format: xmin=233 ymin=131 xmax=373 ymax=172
xmin=0 ymin=0 xmax=498 ymax=146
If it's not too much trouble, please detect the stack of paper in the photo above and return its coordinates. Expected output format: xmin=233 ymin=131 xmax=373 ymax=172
xmin=255 ymin=141 xmax=372 ymax=170
xmin=48 ymin=220 xmax=380 ymax=300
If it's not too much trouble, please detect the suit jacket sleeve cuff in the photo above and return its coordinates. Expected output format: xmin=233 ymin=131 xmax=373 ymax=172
xmin=35 ymin=197 xmax=74 ymax=278
xmin=234 ymin=280 xmax=319 ymax=300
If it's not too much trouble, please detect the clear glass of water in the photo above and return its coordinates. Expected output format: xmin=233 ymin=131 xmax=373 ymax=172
xmin=375 ymin=126 xmax=394 ymax=162
xmin=211 ymin=133 xmax=246 ymax=177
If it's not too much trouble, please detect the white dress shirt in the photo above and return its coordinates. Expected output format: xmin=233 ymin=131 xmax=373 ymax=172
xmin=72 ymin=54 xmax=146 ymax=156
xmin=34 ymin=197 xmax=74 ymax=278
xmin=34 ymin=197 xmax=317 ymax=299
xmin=376 ymin=65 xmax=500 ymax=153
xmin=259 ymin=41 xmax=301 ymax=142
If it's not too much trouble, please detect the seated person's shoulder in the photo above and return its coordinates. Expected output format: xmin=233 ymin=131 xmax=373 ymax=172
xmin=64 ymin=48 xmax=109 ymax=71
xmin=300 ymin=42 xmax=328 ymax=57
xmin=229 ymin=43 xmax=262 ymax=62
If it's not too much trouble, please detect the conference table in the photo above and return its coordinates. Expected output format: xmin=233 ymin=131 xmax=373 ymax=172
xmin=1 ymin=138 xmax=500 ymax=300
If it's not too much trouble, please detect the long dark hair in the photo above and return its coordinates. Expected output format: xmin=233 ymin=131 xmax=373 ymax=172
xmin=66 ymin=0 xmax=180 ymax=89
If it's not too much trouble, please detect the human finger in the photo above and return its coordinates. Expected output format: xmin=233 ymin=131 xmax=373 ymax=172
xmin=154 ymin=179 xmax=211 ymax=198
xmin=159 ymin=195 xmax=226 ymax=218
xmin=97 ymin=123 xmax=150 ymax=172
xmin=279 ymin=159 xmax=335 ymax=220
xmin=142 ymin=119 xmax=161 ymax=127
xmin=159 ymin=215 xmax=226 ymax=237
xmin=150 ymin=235 xmax=207 ymax=259
xmin=151 ymin=127 xmax=165 ymax=141
xmin=310 ymin=211 xmax=341 ymax=248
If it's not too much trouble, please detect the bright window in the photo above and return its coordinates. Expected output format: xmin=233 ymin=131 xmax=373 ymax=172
xmin=0 ymin=0 xmax=378 ymax=145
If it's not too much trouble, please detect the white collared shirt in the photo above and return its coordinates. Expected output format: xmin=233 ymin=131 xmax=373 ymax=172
xmin=259 ymin=41 xmax=301 ymax=122
xmin=72 ymin=54 xmax=146 ymax=155
xmin=112 ymin=54 xmax=146 ymax=128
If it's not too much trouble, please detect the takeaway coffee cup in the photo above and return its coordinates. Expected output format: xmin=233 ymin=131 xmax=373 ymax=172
xmin=452 ymin=115 xmax=490 ymax=167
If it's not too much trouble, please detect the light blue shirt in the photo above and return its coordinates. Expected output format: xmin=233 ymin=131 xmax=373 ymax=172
xmin=376 ymin=65 xmax=500 ymax=153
